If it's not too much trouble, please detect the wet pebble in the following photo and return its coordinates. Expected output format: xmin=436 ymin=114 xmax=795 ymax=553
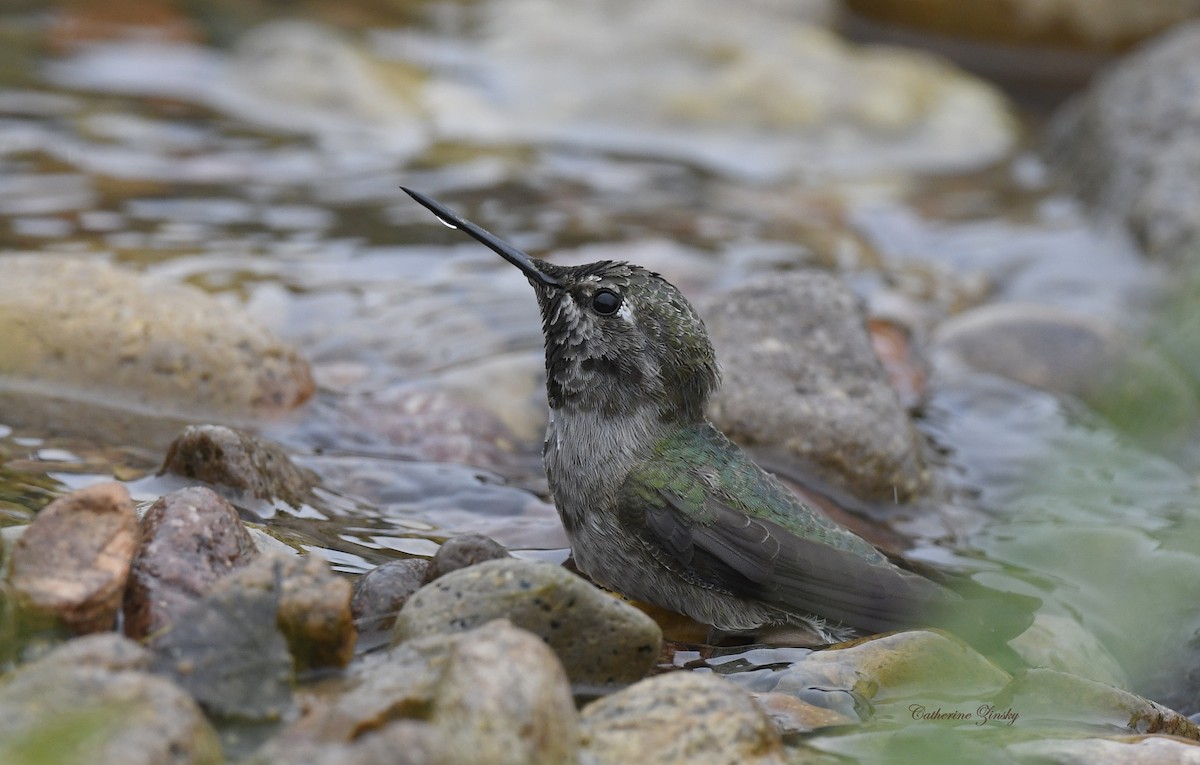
xmin=0 ymin=255 xmax=314 ymax=420
xmin=702 ymin=270 xmax=928 ymax=502
xmin=123 ymin=486 xmax=259 ymax=640
xmin=8 ymin=482 xmax=137 ymax=634
xmin=264 ymin=620 xmax=576 ymax=765
xmin=391 ymin=558 xmax=662 ymax=686
xmin=160 ymin=425 xmax=317 ymax=507
xmin=0 ymin=636 xmax=222 ymax=765
xmin=579 ymin=671 xmax=785 ymax=765
xmin=422 ymin=533 xmax=511 ymax=583
xmin=351 ymin=558 xmax=429 ymax=633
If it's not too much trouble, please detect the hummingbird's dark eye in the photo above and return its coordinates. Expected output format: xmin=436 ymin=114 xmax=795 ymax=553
xmin=591 ymin=289 xmax=623 ymax=316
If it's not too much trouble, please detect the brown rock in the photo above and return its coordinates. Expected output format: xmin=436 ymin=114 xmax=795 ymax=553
xmin=421 ymin=533 xmax=510 ymax=583
xmin=213 ymin=551 xmax=356 ymax=670
xmin=160 ymin=425 xmax=317 ymax=507
xmin=8 ymin=482 xmax=137 ymax=634
xmin=123 ymin=486 xmax=258 ymax=639
xmin=351 ymin=558 xmax=429 ymax=633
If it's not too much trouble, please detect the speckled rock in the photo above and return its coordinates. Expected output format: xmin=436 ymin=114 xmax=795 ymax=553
xmin=352 ymin=558 xmax=429 ymax=633
xmin=160 ymin=425 xmax=317 ymax=507
xmin=580 ymin=671 xmax=785 ymax=765
xmin=268 ymin=620 xmax=577 ymax=765
xmin=422 ymin=533 xmax=511 ymax=583
xmin=0 ymin=638 xmax=222 ymax=765
xmin=123 ymin=486 xmax=259 ymax=640
xmin=211 ymin=551 xmax=356 ymax=671
xmin=8 ymin=482 xmax=137 ymax=633
xmin=392 ymin=558 xmax=661 ymax=685
xmin=1047 ymin=22 xmax=1200 ymax=265
xmin=702 ymin=271 xmax=928 ymax=502
xmin=0 ymin=254 xmax=313 ymax=420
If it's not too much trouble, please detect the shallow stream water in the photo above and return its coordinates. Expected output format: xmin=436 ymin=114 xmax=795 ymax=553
xmin=2 ymin=0 xmax=1199 ymax=729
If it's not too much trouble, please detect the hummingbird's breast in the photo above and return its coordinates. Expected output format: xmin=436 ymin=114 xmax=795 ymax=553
xmin=542 ymin=403 xmax=665 ymax=537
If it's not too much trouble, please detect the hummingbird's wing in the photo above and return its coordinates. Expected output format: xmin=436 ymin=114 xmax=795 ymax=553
xmin=618 ymin=424 xmax=965 ymax=634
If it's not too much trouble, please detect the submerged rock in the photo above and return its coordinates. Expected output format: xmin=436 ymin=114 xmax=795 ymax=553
xmin=0 ymin=637 xmax=222 ymax=765
xmin=1008 ymin=612 xmax=1129 ymax=689
xmin=8 ymin=482 xmax=137 ymax=634
xmin=262 ymin=620 xmax=577 ymax=765
xmin=0 ymin=255 xmax=313 ymax=421
xmin=160 ymin=425 xmax=317 ymax=507
xmin=580 ymin=671 xmax=785 ymax=765
xmin=1047 ymin=22 xmax=1200 ymax=266
xmin=124 ymin=486 xmax=259 ymax=639
xmin=703 ymin=271 xmax=928 ymax=503
xmin=392 ymin=558 xmax=661 ymax=686
xmin=998 ymin=668 xmax=1200 ymax=740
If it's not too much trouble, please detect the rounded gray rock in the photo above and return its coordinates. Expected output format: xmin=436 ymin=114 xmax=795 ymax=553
xmin=391 ymin=558 xmax=662 ymax=685
xmin=1047 ymin=22 xmax=1200 ymax=265
xmin=702 ymin=271 xmax=928 ymax=503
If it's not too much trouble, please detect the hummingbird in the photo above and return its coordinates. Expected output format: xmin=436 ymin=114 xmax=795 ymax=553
xmin=402 ymin=187 xmax=1036 ymax=645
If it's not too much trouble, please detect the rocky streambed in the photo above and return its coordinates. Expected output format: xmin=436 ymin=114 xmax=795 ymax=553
xmin=5 ymin=2 xmax=1200 ymax=764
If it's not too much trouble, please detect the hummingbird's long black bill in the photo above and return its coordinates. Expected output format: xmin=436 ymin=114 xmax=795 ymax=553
xmin=401 ymin=186 xmax=561 ymax=289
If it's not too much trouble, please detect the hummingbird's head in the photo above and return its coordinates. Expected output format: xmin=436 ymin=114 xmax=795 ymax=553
xmin=524 ymin=259 xmax=718 ymax=420
xmin=403 ymin=188 xmax=718 ymax=421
